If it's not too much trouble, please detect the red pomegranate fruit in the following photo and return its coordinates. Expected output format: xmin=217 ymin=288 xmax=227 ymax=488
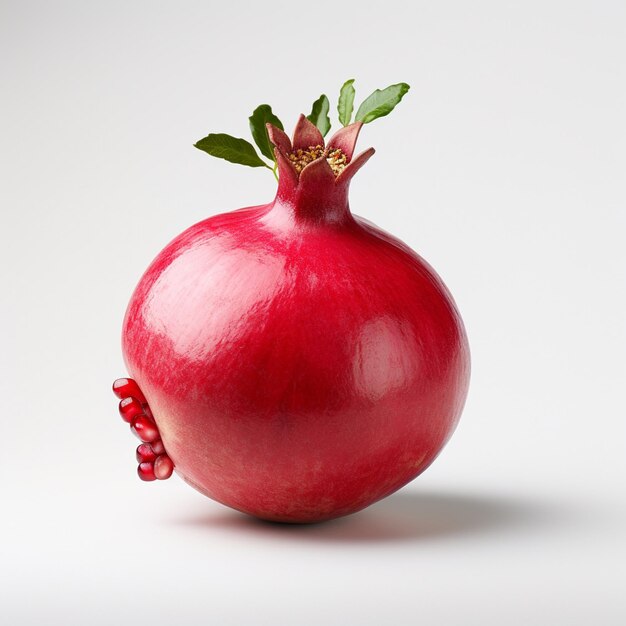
xmin=113 ymin=82 xmax=470 ymax=522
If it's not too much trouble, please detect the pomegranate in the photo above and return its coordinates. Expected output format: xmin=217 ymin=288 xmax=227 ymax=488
xmin=113 ymin=83 xmax=470 ymax=522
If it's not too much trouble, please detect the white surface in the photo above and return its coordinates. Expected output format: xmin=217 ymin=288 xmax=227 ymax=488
xmin=1 ymin=1 xmax=625 ymax=624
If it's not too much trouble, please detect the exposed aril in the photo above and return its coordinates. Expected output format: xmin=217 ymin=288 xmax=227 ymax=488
xmin=112 ymin=378 xmax=146 ymax=403
xmin=136 ymin=443 xmax=158 ymax=464
xmin=130 ymin=416 xmax=160 ymax=443
xmin=137 ymin=462 xmax=156 ymax=482
xmin=119 ymin=397 xmax=144 ymax=423
xmin=154 ymin=455 xmax=174 ymax=480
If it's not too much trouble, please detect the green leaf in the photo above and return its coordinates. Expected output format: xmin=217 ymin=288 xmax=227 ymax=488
xmin=355 ymin=82 xmax=410 ymax=124
xmin=194 ymin=133 xmax=270 ymax=168
xmin=307 ymin=94 xmax=331 ymax=137
xmin=249 ymin=104 xmax=284 ymax=161
xmin=337 ymin=79 xmax=356 ymax=127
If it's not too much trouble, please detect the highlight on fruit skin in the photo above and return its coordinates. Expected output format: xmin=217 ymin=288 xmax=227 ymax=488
xmin=112 ymin=78 xmax=470 ymax=523
xmin=112 ymin=378 xmax=174 ymax=482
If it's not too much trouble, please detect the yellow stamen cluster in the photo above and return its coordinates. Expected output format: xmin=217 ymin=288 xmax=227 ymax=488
xmin=287 ymin=145 xmax=348 ymax=177
xmin=326 ymin=148 xmax=348 ymax=176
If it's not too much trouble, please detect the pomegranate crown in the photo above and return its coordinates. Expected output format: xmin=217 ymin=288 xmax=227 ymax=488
xmin=194 ymin=79 xmax=410 ymax=183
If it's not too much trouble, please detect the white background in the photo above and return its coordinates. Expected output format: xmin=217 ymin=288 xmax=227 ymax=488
xmin=1 ymin=1 xmax=625 ymax=624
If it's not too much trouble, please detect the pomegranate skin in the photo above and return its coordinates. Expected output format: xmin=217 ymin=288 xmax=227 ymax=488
xmin=121 ymin=119 xmax=470 ymax=522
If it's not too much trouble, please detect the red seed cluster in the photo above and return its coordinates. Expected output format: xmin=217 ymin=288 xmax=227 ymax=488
xmin=112 ymin=378 xmax=174 ymax=482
